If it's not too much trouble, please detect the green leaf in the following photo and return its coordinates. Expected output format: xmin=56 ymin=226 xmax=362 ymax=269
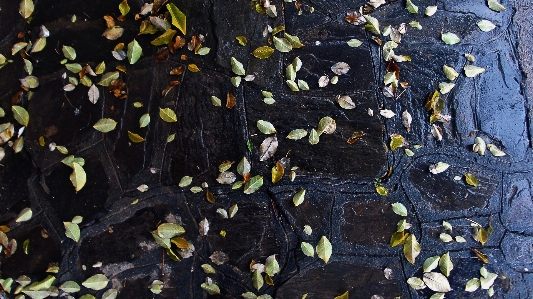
xmin=237 ymin=156 xmax=251 ymax=175
xmin=242 ymin=292 xmax=258 ymax=299
xmin=229 ymin=204 xmax=238 ymax=218
xmin=64 ymin=222 xmax=80 ymax=242
xmin=70 ymin=162 xmax=86 ymax=191
xmin=12 ymin=42 xmax=28 ymax=55
xmin=197 ymin=47 xmax=210 ymax=55
xmin=119 ymin=0 xmax=130 ymax=16
xmin=19 ymin=0 xmax=34 ymax=19
xmin=65 ymin=63 xmax=83 ymax=73
xmin=391 ymin=202 xmax=408 ymax=216
xmin=211 ymin=96 xmax=222 ymax=107
xmin=179 ymin=176 xmax=193 ymax=187
xmin=316 ymin=236 xmax=332 ymax=263
xmin=441 ymin=32 xmax=460 ymax=45
xmin=273 ymin=36 xmax=292 ymax=52
xmin=464 ymin=173 xmax=479 ymax=186
xmin=439 ymin=252 xmax=453 ymax=277
xmin=93 ymin=118 xmax=117 ymax=133
xmin=157 ymin=223 xmax=185 ymax=238
xmin=252 ymin=270 xmax=263 ymax=291
xmin=487 ymin=144 xmax=506 ymax=156
xmin=487 ymin=0 xmax=505 ymax=11
xmin=139 ymin=113 xmax=150 ymax=128
xmin=308 ymin=128 xmax=319 ymax=145
xmin=62 ymin=45 xmax=76 ymax=60
xmin=26 ymin=275 xmax=55 ymax=291
xmin=464 ymin=65 xmax=485 ymax=77
xmin=253 ymin=46 xmax=275 ymax=59
xmin=201 ymin=264 xmax=216 ymax=274
xmin=439 ymin=233 xmax=453 ymax=242
xmin=98 ymin=71 xmax=120 ymax=86
xmin=232 ymin=76 xmax=241 ymax=87
xmin=286 ymin=80 xmax=299 ymax=91
xmin=347 ymin=39 xmax=362 ymax=47
xmin=364 ymin=15 xmax=380 ymax=34
xmin=317 ymin=116 xmax=336 ymax=136
xmin=407 ymin=277 xmax=426 ymax=290
xmin=334 ymin=291 xmax=349 ymax=299
xmin=231 ymin=57 xmax=245 ymax=75
xmin=167 ymin=3 xmax=186 ymax=35
xmin=82 ymin=274 xmax=109 ymax=291
xmin=12 ymin=105 xmax=29 ymax=126
xmin=287 ymin=129 xmax=307 ymax=140
xmin=128 ymin=131 xmax=144 ymax=143
xmin=425 ymin=5 xmax=438 ymax=16
xmin=293 ymin=189 xmax=306 ymax=206
xmin=72 ymin=215 xmax=83 ymax=224
xmin=244 ymin=175 xmax=263 ymax=194
xmin=376 ymin=186 xmax=388 ymax=196
xmin=102 ymin=289 xmax=118 ymax=299
xmin=15 ymin=207 xmax=32 ymax=223
xmin=465 ymin=278 xmax=480 ymax=292
xmin=301 ymin=242 xmax=314 ymax=257
xmin=443 ymin=65 xmax=459 ymax=80
xmin=127 ymin=39 xmax=142 ymax=64
xmin=60 ymin=281 xmax=81 ymax=293
xmin=298 ymin=80 xmax=309 ymax=91
xmin=423 ymin=256 xmax=441 ymax=273
xmin=236 ymin=36 xmax=247 ymax=46
xmin=265 ymin=255 xmax=280 ymax=276
xmin=478 ymin=20 xmax=496 ymax=32
xmin=390 ymin=134 xmax=404 ymax=150
xmin=31 ymin=37 xmax=47 ymax=53
xmin=151 ymin=29 xmax=177 ymax=46
xmin=160 ymin=107 xmax=177 ymax=122
xmin=284 ymin=33 xmax=304 ymax=48
xmin=257 ymin=120 xmax=276 ymax=134
xmin=21 ymin=75 xmax=39 ymax=88
xmin=429 ymin=293 xmax=445 ymax=299
xmin=201 ymin=283 xmax=220 ymax=295
xmin=406 ymin=0 xmax=418 ymax=13
xmin=404 ymin=234 xmax=421 ymax=264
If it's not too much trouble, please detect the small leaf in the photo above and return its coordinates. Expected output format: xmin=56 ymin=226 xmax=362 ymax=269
xmin=60 ymin=281 xmax=81 ymax=293
xmin=407 ymin=277 xmax=426 ymax=290
xmin=347 ymin=39 xmax=362 ymax=47
xmin=406 ymin=0 xmax=418 ymax=13
xmin=441 ymin=32 xmax=460 ymax=45
xmin=139 ymin=113 xmax=150 ymax=128
xmin=103 ymin=26 xmax=125 ymax=40
xmin=62 ymin=45 xmax=77 ymax=60
xmin=211 ymin=96 xmax=222 ymax=107
xmin=425 ymin=5 xmax=438 ymax=16
xmin=284 ymin=33 xmax=304 ymax=48
xmin=244 ymin=175 xmax=263 ymax=194
xmin=265 ymin=255 xmax=280 ymax=276
xmin=465 ymin=278 xmax=480 ymax=292
xmin=404 ymin=234 xmax=421 ymax=264
xmin=199 ymin=218 xmax=209 ymax=236
xmin=12 ymin=106 xmax=29 ymax=126
xmin=376 ymin=186 xmax=388 ymax=196
xmin=31 ymin=37 xmax=47 ymax=53
xmin=298 ymin=80 xmax=309 ymax=91
xmin=242 ymin=292 xmax=258 ymax=299
xmin=16 ymin=207 xmax=33 ymax=223
xmin=334 ymin=291 xmax=349 ymax=299
xmin=70 ymin=162 xmax=86 ymax=191
xmin=20 ymin=75 xmax=39 ymax=88
xmin=439 ymin=82 xmax=455 ymax=94
xmin=390 ymin=134 xmax=404 ymax=151
xmin=217 ymin=171 xmax=236 ymax=185
xmin=271 ymin=162 xmax=284 ymax=183
xmin=102 ymin=289 xmax=118 ymax=299
xmin=64 ymin=222 xmax=80 ymax=242
xmin=93 ymin=118 xmax=117 ymax=133
xmin=88 ymin=84 xmax=100 ymax=104
xmin=487 ymin=0 xmax=506 ymax=11
xmin=380 ymin=109 xmax=396 ymax=118
xmin=118 ymin=0 xmax=130 ymax=16
xmin=337 ymin=95 xmax=355 ymax=109
xmin=430 ymin=293 xmax=445 ymax=299
xmin=487 ymin=144 xmax=506 ymax=156
xmin=157 ymin=223 xmax=185 ymax=238
xmin=259 ymin=136 xmax=278 ymax=161
xmin=127 ymin=39 xmax=142 ymax=64
xmin=429 ymin=162 xmax=450 ymax=174
xmin=308 ymin=128 xmax=319 ymax=145
xmin=151 ymin=29 xmax=177 ymax=46
xmin=65 ymin=63 xmax=83 ymax=73
xmin=237 ymin=157 xmax=251 ymax=176
xmin=423 ymin=256 xmax=441 ymax=273
xmin=286 ymin=80 xmax=299 ymax=91
xmin=179 ymin=176 xmax=193 ymax=188
xmin=423 ymin=272 xmax=451 ymax=293
xmin=317 ymin=116 xmax=336 ymax=136
xmin=229 ymin=204 xmax=238 ymax=218
xmin=236 ymin=36 xmax=247 ymax=46
xmin=331 ymin=62 xmax=350 ymax=75
xmin=440 ymin=233 xmax=453 ymax=243
xmin=455 ymin=235 xmax=467 ymax=242
xmin=197 ymin=47 xmax=210 ymax=55
xmin=98 ymin=71 xmax=120 ymax=86
xmin=167 ymin=3 xmax=187 ymax=35
xmin=257 ymin=120 xmax=276 ymax=134
xmin=392 ymin=202 xmax=407 ymax=216
xmin=253 ymin=46 xmax=275 ymax=59
xmin=364 ymin=15 xmax=380 ymax=34
xmin=301 ymin=242 xmax=314 ymax=257
xmin=128 ymin=131 xmax=145 ymax=143
xmin=12 ymin=42 xmax=28 ymax=55
xmin=439 ymin=252 xmax=453 ymax=277
xmin=19 ymin=0 xmax=34 ymax=19
xmin=159 ymin=107 xmax=178 ymax=122
xmin=231 ymin=57 xmax=246 ymax=76
xmin=443 ymin=65 xmax=459 ymax=80
xmin=478 ymin=20 xmax=496 ymax=32
xmin=287 ymin=129 xmax=307 ymax=140
xmin=273 ymin=36 xmax=292 ymax=52
xmin=316 ymin=236 xmax=332 ymax=263
xmin=480 ymin=272 xmax=498 ymax=289
xmin=293 ymin=189 xmax=306 ymax=206
xmin=464 ymin=65 xmax=485 ymax=77
xmin=464 ymin=173 xmax=479 ymax=187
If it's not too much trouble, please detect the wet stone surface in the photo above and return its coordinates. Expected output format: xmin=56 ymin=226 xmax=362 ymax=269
xmin=1 ymin=0 xmax=533 ymax=298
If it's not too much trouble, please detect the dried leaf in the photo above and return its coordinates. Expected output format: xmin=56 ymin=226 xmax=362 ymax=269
xmin=237 ymin=157 xmax=251 ymax=176
xmin=226 ymin=92 xmax=237 ymax=109
xmin=464 ymin=65 xmax=485 ymax=77
xmin=253 ymin=46 xmax=275 ymax=59
xmin=380 ymin=109 xmax=396 ymax=118
xmin=425 ymin=6 xmax=438 ymax=16
xmin=390 ymin=134 xmax=405 ymax=151
xmin=337 ymin=95 xmax=355 ymax=109
xmin=402 ymin=110 xmax=412 ymax=132
xmin=441 ymin=32 xmax=460 ymax=45
xmin=404 ymin=234 xmax=421 ymax=264
xmin=423 ymin=272 xmax=451 ymax=293
xmin=229 ymin=204 xmax=238 ymax=218
xmin=93 ymin=118 xmax=117 ymax=133
xmin=271 ymin=162 xmax=284 ymax=183
xmin=464 ymin=173 xmax=479 ymax=187
xmin=87 ymin=84 xmax=100 ymax=104
xmin=440 ymin=233 xmax=453 ymax=242
xmin=273 ymin=36 xmax=292 ymax=52
xmin=439 ymin=252 xmax=453 ymax=277
xmin=407 ymin=277 xmax=426 ymax=290
xmin=317 ymin=116 xmax=336 ymax=136
xmin=331 ymin=62 xmax=350 ymax=75
xmin=293 ymin=189 xmax=306 ymax=206
xmin=316 ymin=236 xmax=332 ymax=263
xmin=318 ymin=75 xmax=329 ymax=88
xmin=199 ymin=218 xmax=209 ymax=236
xmin=20 ymin=75 xmax=39 ymax=88
xmin=206 ymin=190 xmax=215 ymax=204
xmin=431 ymin=124 xmax=443 ymax=141
xmin=217 ymin=171 xmax=236 ymax=184
xmin=167 ymin=3 xmax=186 ymax=35
xmin=257 ymin=120 xmax=276 ymax=134
xmin=19 ymin=0 xmax=34 ymax=19
xmin=259 ymin=136 xmax=278 ymax=161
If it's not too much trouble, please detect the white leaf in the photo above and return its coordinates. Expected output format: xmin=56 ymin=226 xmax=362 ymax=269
xmin=88 ymin=84 xmax=100 ymax=104
xmin=429 ymin=162 xmax=450 ymax=174
xmin=331 ymin=62 xmax=350 ymax=75
xmin=137 ymin=184 xmax=148 ymax=192
xmin=478 ymin=20 xmax=496 ymax=32
xmin=402 ymin=110 xmax=412 ymax=131
xmin=380 ymin=109 xmax=396 ymax=118
xmin=423 ymin=272 xmax=451 ymax=292
xmin=318 ymin=75 xmax=329 ymax=87
xmin=199 ymin=218 xmax=209 ymax=236
xmin=216 ymin=171 xmax=236 ymax=184
xmin=337 ymin=95 xmax=355 ymax=109
xmin=431 ymin=124 xmax=443 ymax=141
xmin=464 ymin=65 xmax=485 ymax=77
xmin=259 ymin=137 xmax=278 ymax=161
xmin=16 ymin=207 xmax=33 ymax=222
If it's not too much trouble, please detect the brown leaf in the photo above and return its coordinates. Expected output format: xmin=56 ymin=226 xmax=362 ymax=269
xmin=345 ymin=11 xmax=366 ymax=25
xmin=226 ymin=93 xmax=236 ymax=109
xmin=152 ymin=0 xmax=168 ymax=14
xmin=109 ymin=79 xmax=127 ymax=99
xmin=188 ymin=35 xmax=203 ymax=51
xmin=170 ymin=65 xmax=184 ymax=75
xmin=386 ymin=60 xmax=400 ymax=79
xmin=259 ymin=137 xmax=278 ymax=161
xmin=103 ymin=15 xmax=115 ymax=28
xmin=210 ymin=251 xmax=229 ymax=265
xmin=206 ymin=190 xmax=215 ymax=204
xmin=155 ymin=47 xmax=169 ymax=63
xmin=347 ymin=131 xmax=365 ymax=144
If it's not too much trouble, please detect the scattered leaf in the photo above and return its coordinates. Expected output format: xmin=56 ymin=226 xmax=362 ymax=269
xmin=16 ymin=208 xmax=32 ymax=223
xmin=376 ymin=186 xmax=388 ymax=196
xmin=317 ymin=116 xmax=336 ymax=136
xmin=380 ymin=109 xmax=396 ymax=118
xmin=407 ymin=277 xmax=426 ymax=290
xmin=390 ymin=134 xmax=405 ymax=151
xmin=273 ymin=36 xmax=292 ymax=52
xmin=429 ymin=162 xmax=450 ymax=174
xmin=12 ymin=106 xmax=29 ymax=126
xmin=64 ymin=222 xmax=80 ymax=242
xmin=443 ymin=65 xmax=459 ymax=80
xmin=62 ymin=45 xmax=77 ymax=60
xmin=464 ymin=65 xmax=485 ymax=77
xmin=439 ymin=252 xmax=454 ymax=277
xmin=404 ymin=234 xmax=421 ymax=264
xmin=287 ymin=129 xmax=307 ymax=140
xmin=244 ymin=175 xmax=263 ymax=194
xmin=159 ymin=107 xmax=177 ymax=122
xmin=127 ymin=39 xmax=142 ymax=64
xmin=293 ymin=189 xmax=306 ymax=206
xmin=253 ymin=46 xmax=275 ymax=59
xmin=231 ymin=57 xmax=246 ymax=76
xmin=487 ymin=144 xmax=506 ymax=156
xmin=167 ymin=3 xmax=186 ymax=35
xmin=93 ymin=118 xmax=117 ymax=133
xmin=464 ymin=173 xmax=479 ymax=187
xmin=337 ymin=95 xmax=355 ymax=109
xmin=423 ymin=256 xmax=441 ymax=273
xmin=331 ymin=62 xmax=350 ymax=75
xmin=478 ymin=20 xmax=496 ymax=32
xmin=157 ymin=223 xmax=185 ymax=238
xmin=98 ymin=71 xmax=120 ymax=86
xmin=334 ymin=291 xmax=349 ymax=299
xmin=441 ymin=32 xmax=460 ymax=45
xmin=259 ymin=136 xmax=278 ymax=161
xmin=316 ymin=236 xmax=332 ymax=263
xmin=423 ymin=272 xmax=451 ymax=293
xmin=70 ymin=162 xmax=86 ymax=192
xmin=31 ymin=37 xmax=47 ymax=53
xmin=257 ymin=120 xmax=276 ymax=134
xmin=439 ymin=82 xmax=455 ymax=94
xmin=392 ymin=202 xmax=407 ymax=216
xmin=426 ymin=5 xmax=438 ymax=16
xmin=271 ymin=162 xmax=284 ymax=183
xmin=487 ymin=0 xmax=505 ymax=11
xmin=308 ymin=128 xmax=319 ymax=145
xmin=406 ymin=0 xmax=418 ymax=13
xmin=199 ymin=218 xmax=209 ymax=236
xmin=364 ymin=15 xmax=381 ymax=34
xmin=118 ymin=0 xmax=130 ymax=16
xmin=301 ymin=242 xmax=315 ymax=257
xmin=19 ymin=0 xmax=34 ymax=19
xmin=465 ymin=278 xmax=480 ymax=292
xmin=347 ymin=39 xmax=362 ymax=47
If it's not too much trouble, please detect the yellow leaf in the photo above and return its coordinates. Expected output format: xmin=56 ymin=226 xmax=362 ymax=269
xmin=128 ymin=131 xmax=144 ymax=143
xmin=271 ymin=161 xmax=284 ymax=183
xmin=166 ymin=3 xmax=186 ymax=35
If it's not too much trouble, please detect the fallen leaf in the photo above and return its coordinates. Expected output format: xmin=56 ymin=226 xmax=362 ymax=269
xmin=439 ymin=252 xmax=453 ymax=277
xmin=478 ymin=20 xmax=496 ymax=32
xmin=425 ymin=5 xmax=437 ymax=16
xmin=331 ymin=62 xmax=350 ymax=75
xmin=443 ymin=65 xmax=459 ymax=80
xmin=429 ymin=162 xmax=450 ymax=174
xmin=346 ymin=39 xmax=362 ymax=47
xmin=231 ymin=57 xmax=245 ymax=75
xmin=226 ymin=92 xmax=236 ymax=109
xmin=271 ymin=162 xmax=284 ymax=183
xmin=273 ymin=36 xmax=292 ymax=52
xmin=406 ymin=0 xmax=418 ymax=13
xmin=423 ymin=272 xmax=451 ymax=292
xmin=380 ymin=109 xmax=396 ymax=118
xmin=308 ymin=128 xmax=319 ymax=145
xmin=404 ymin=234 xmax=421 ymax=264
xmin=253 ymin=46 xmax=275 ymax=59
xmin=12 ymin=105 xmax=29 ymax=126
xmin=244 ymin=175 xmax=263 ymax=194
xmin=167 ymin=3 xmax=186 ymax=34
xmin=199 ymin=218 xmax=209 ymax=236
xmin=465 ymin=278 xmax=480 ymax=292
xmin=293 ymin=189 xmax=306 ymax=206
xmin=19 ymin=0 xmax=34 ymax=19
xmin=316 ymin=236 xmax=332 ymax=263
xmin=64 ymin=222 xmax=80 ymax=242
xmin=301 ymin=242 xmax=314 ymax=257
xmin=317 ymin=116 xmax=336 ymax=135
xmin=464 ymin=65 xmax=485 ymax=77
xmin=441 ymin=32 xmax=460 ymax=45
xmin=423 ymin=256 xmax=440 ymax=273
xmin=487 ymin=0 xmax=505 ymax=11
xmin=82 ymin=274 xmax=109 ymax=291
xmin=159 ymin=107 xmax=177 ymax=122
xmin=217 ymin=171 xmax=236 ymax=184
xmin=407 ymin=277 xmax=426 ymax=290
xmin=464 ymin=173 xmax=479 ymax=187
xmin=392 ymin=202 xmax=408 ymax=216
xmin=259 ymin=136 xmax=278 ymax=161
xmin=487 ymin=144 xmax=506 ymax=156
xmin=257 ymin=120 xmax=276 ymax=134
xmin=287 ymin=129 xmax=307 ymax=140
xmin=93 ymin=118 xmax=117 ymax=133
xmin=337 ymin=95 xmax=355 ymax=109
xmin=16 ymin=207 xmax=32 ymax=223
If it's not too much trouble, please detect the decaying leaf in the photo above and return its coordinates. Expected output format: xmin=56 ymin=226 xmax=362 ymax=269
xmin=347 ymin=131 xmax=365 ymax=144
xmin=259 ymin=136 xmax=278 ymax=161
xmin=345 ymin=11 xmax=366 ymax=25
xmin=316 ymin=236 xmax=332 ymax=263
xmin=318 ymin=75 xmax=329 ymax=88
xmin=199 ymin=218 xmax=209 ymax=236
xmin=404 ymin=234 xmax=421 ymax=264
xmin=439 ymin=82 xmax=455 ymax=94
xmin=441 ymin=32 xmax=460 ymax=45
xmin=337 ymin=95 xmax=355 ymax=109
xmin=402 ymin=110 xmax=412 ymax=132
xmin=423 ymin=272 xmax=451 ymax=293
xmin=226 ymin=92 xmax=237 ymax=109
xmin=331 ymin=62 xmax=350 ymax=75
xmin=217 ymin=171 xmax=236 ymax=184
xmin=271 ymin=162 xmax=284 ymax=183
xmin=317 ymin=117 xmax=336 ymax=136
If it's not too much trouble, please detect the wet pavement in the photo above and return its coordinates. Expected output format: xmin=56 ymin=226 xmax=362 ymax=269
xmin=1 ymin=0 xmax=533 ymax=298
